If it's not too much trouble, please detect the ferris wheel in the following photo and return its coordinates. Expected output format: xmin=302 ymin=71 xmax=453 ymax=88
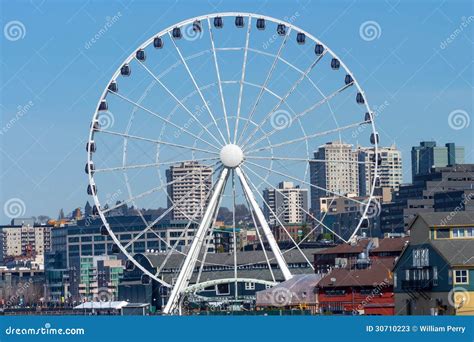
xmin=86 ymin=12 xmax=379 ymax=314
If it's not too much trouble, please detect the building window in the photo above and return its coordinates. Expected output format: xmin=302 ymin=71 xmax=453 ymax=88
xmin=244 ymin=282 xmax=255 ymax=290
xmin=466 ymin=228 xmax=474 ymax=237
xmin=216 ymin=283 xmax=230 ymax=295
xmin=436 ymin=229 xmax=450 ymax=239
xmin=452 ymin=228 xmax=465 ymax=238
xmin=454 ymin=270 xmax=468 ymax=284
xmin=413 ymin=248 xmax=429 ymax=267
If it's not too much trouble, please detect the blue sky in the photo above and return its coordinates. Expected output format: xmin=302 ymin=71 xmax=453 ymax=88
xmin=0 ymin=0 xmax=472 ymax=222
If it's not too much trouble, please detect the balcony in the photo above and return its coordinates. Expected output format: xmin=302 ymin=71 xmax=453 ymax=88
xmin=401 ymin=279 xmax=434 ymax=290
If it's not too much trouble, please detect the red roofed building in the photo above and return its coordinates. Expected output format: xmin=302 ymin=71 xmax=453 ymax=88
xmin=312 ymin=237 xmax=408 ymax=315
xmin=316 ymin=258 xmax=396 ymax=315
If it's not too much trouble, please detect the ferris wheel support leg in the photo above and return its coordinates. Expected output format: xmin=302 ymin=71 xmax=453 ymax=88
xmin=235 ymin=167 xmax=292 ymax=281
xmin=163 ymin=168 xmax=229 ymax=315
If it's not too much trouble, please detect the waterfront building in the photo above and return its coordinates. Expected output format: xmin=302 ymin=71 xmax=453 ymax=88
xmin=393 ymin=211 xmax=474 ymax=315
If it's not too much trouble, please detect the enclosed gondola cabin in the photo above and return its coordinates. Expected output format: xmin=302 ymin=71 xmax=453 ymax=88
xmin=98 ymin=99 xmax=108 ymax=111
xmin=86 ymin=141 xmax=96 ymax=153
xmin=364 ymin=112 xmax=372 ymax=122
xmin=153 ymin=37 xmax=164 ymax=49
xmin=111 ymin=244 xmax=120 ymax=254
xmin=330 ymin=58 xmax=340 ymax=70
xmin=214 ymin=16 xmax=223 ymax=28
xmin=91 ymin=120 xmax=100 ymax=131
xmin=345 ymin=74 xmax=353 ymax=85
xmin=108 ymin=81 xmax=118 ymax=92
xmin=85 ymin=162 xmax=95 ymax=175
xmin=136 ymin=49 xmax=146 ymax=61
xmin=296 ymin=32 xmax=306 ymax=45
xmin=125 ymin=260 xmax=135 ymax=271
xmin=100 ymin=225 xmax=109 ymax=236
xmin=172 ymin=27 xmax=182 ymax=39
xmin=235 ymin=16 xmax=244 ymax=28
xmin=277 ymin=24 xmax=286 ymax=36
xmin=314 ymin=44 xmax=324 ymax=56
xmin=256 ymin=18 xmax=265 ymax=30
xmin=87 ymin=184 xmax=97 ymax=195
xmin=370 ymin=132 xmax=379 ymax=145
xmin=92 ymin=205 xmax=99 ymax=216
xmin=120 ymin=64 xmax=131 ymax=76
xmin=356 ymin=92 xmax=365 ymax=104
xmin=192 ymin=20 xmax=202 ymax=32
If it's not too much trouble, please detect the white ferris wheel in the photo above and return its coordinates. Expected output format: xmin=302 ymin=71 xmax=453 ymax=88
xmin=86 ymin=12 xmax=379 ymax=314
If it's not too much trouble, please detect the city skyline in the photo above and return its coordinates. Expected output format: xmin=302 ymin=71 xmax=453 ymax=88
xmin=1 ymin=0 xmax=472 ymax=223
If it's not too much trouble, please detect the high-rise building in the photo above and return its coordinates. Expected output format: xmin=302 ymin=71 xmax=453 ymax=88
xmin=411 ymin=141 xmax=464 ymax=181
xmin=358 ymin=144 xmax=403 ymax=196
xmin=263 ymin=181 xmax=308 ymax=225
xmin=380 ymin=164 xmax=474 ymax=234
xmin=69 ymin=255 xmax=123 ymax=302
xmin=309 ymin=142 xmax=359 ymax=213
xmin=166 ymin=162 xmax=213 ymax=221
xmin=0 ymin=220 xmax=53 ymax=263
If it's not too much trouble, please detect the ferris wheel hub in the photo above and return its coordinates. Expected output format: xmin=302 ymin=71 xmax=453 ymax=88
xmin=219 ymin=144 xmax=244 ymax=168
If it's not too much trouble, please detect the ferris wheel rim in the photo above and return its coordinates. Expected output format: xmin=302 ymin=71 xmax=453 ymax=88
xmin=86 ymin=11 xmax=379 ymax=298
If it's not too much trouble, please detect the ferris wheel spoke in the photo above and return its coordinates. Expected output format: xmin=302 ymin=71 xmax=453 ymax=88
xmin=242 ymin=169 xmax=314 ymax=269
xmin=155 ymin=178 xmax=218 ymax=277
xmin=242 ymin=188 xmax=276 ymax=282
xmin=245 ymin=120 xmax=369 ymax=154
xmin=207 ymin=18 xmax=231 ymax=143
xmin=97 ymin=129 xmax=219 ymax=155
xmin=94 ymin=157 xmax=219 ymax=173
xmin=108 ymin=90 xmax=220 ymax=151
xmin=235 ymin=166 xmax=292 ymax=280
xmin=243 ymin=164 xmax=348 ymax=243
xmin=239 ymin=50 xmax=328 ymax=147
xmin=245 ymin=160 xmax=366 ymax=206
xmin=231 ymin=170 xmax=238 ymax=297
xmin=101 ymin=161 xmax=220 ymax=215
xmin=163 ymin=168 xmax=229 ymax=314
xmin=122 ymin=169 xmax=215 ymax=251
xmin=243 ymin=82 xmax=355 ymax=151
xmin=135 ymin=61 xmax=224 ymax=148
xmin=168 ymin=31 xmax=227 ymax=145
xmin=196 ymin=179 xmax=225 ymax=283
xmin=245 ymin=155 xmax=375 ymax=165
xmin=236 ymin=27 xmax=292 ymax=145
xmin=233 ymin=16 xmax=252 ymax=144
